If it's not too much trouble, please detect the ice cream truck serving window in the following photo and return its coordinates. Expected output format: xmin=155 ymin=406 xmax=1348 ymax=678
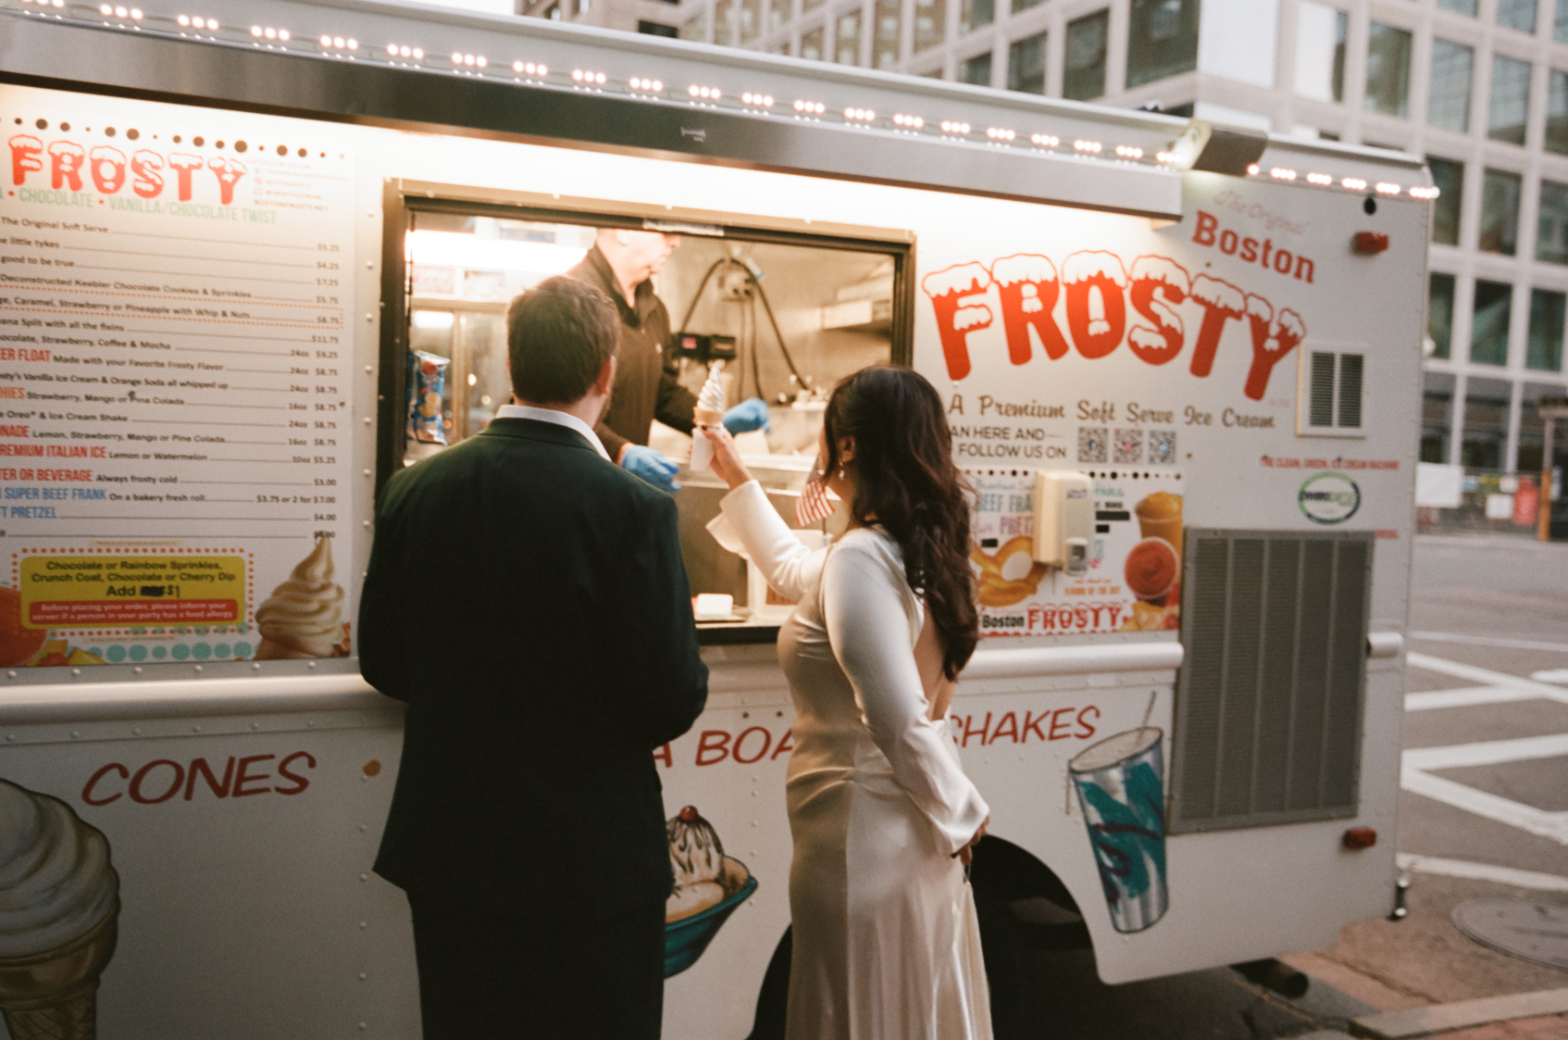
xmin=0 ymin=1 xmax=1429 ymax=1037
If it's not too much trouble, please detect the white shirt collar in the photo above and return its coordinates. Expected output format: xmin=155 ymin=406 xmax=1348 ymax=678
xmin=495 ymin=404 xmax=611 ymax=462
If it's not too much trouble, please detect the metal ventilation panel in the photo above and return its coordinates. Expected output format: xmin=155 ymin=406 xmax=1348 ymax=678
xmin=1171 ymin=529 xmax=1374 ymax=834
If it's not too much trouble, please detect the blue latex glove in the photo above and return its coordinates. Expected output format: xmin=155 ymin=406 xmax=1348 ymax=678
xmin=723 ymin=397 xmax=771 ymax=435
xmin=621 ymin=444 xmax=680 ymax=493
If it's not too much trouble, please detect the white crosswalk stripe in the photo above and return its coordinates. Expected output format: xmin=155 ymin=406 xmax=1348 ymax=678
xmin=1402 ymin=653 xmax=1568 ymax=846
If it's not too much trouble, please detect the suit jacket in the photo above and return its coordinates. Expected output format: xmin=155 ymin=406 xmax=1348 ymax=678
xmin=361 ymin=417 xmax=708 ymax=914
xmin=569 ymin=246 xmax=699 ymax=460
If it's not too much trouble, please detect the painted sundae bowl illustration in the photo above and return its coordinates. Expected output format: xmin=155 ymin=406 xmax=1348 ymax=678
xmin=663 ymin=806 xmax=756 ymax=978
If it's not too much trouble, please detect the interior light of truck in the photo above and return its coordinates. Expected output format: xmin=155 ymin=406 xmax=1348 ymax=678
xmin=845 ymin=108 xmax=875 ymax=122
xmin=1247 ymin=164 xmax=1260 ymax=175
xmin=1409 ymin=185 xmax=1440 ymax=200
xmin=1032 ymin=133 xmax=1060 ymax=147
xmin=940 ymin=121 xmax=970 ymax=135
xmin=1269 ymin=167 xmax=1297 ymax=180
xmin=893 ymin=114 xmax=924 ymax=128
xmin=793 ymin=100 xmax=826 ymax=115
xmin=573 ymin=69 xmax=607 ymax=83
xmin=1156 ymin=151 xmax=1177 ymax=163
xmin=1342 ymin=177 xmax=1367 ymax=190
xmin=689 ymin=84 xmax=721 ymax=100
xmin=987 ymin=127 xmax=1017 ymax=141
xmin=742 ymin=93 xmax=774 ymax=107
xmin=1073 ymin=139 xmax=1103 ymax=153
xmin=515 ymin=61 xmax=545 ymax=75
xmin=1115 ymin=145 xmax=1143 ymax=158
xmin=1307 ymin=172 xmax=1333 ymax=185
xmin=1375 ymin=182 xmax=1400 ymax=195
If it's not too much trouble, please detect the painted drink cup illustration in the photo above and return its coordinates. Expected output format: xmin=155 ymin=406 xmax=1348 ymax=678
xmin=1069 ymin=727 xmax=1168 ymax=934
xmin=1133 ymin=491 xmax=1183 ymax=559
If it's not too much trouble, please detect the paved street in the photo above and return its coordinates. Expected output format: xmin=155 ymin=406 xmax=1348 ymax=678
xmin=1006 ymin=534 xmax=1568 ymax=1039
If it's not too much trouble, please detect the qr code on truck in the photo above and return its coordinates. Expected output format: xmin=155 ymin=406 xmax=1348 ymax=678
xmin=1077 ymin=427 xmax=1107 ymax=464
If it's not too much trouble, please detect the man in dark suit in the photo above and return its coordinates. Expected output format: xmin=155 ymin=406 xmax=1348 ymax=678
xmin=360 ymin=276 xmax=708 ymax=1039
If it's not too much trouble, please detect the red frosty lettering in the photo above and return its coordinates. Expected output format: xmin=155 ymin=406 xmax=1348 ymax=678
xmin=1187 ymin=274 xmax=1247 ymax=378
xmin=921 ymin=263 xmax=993 ymax=380
xmin=1127 ymin=256 xmax=1190 ymax=365
xmin=991 ymin=254 xmax=1069 ymax=364
xmin=47 ymin=141 xmax=85 ymax=191
xmin=1061 ymin=251 xmax=1128 ymax=360
xmin=8 ymin=135 xmax=42 ymax=186
xmin=88 ymin=146 xmax=127 ymax=194
xmin=130 ymin=149 xmax=164 ymax=199
xmin=1243 ymin=297 xmax=1305 ymax=401
xmin=168 ymin=153 xmax=204 ymax=201
xmin=207 ymin=156 xmax=246 ymax=205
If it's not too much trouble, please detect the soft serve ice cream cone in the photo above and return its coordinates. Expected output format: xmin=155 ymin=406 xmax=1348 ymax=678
xmin=690 ymin=363 xmax=727 ymax=471
xmin=0 ymin=780 xmax=120 ymax=1040
xmin=255 ymin=535 xmax=347 ymax=660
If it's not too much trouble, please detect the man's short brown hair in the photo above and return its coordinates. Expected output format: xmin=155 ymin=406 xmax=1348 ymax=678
xmin=507 ymin=276 xmax=619 ymax=404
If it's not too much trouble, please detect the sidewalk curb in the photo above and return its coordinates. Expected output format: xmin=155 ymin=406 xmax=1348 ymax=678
xmin=1350 ymin=988 xmax=1568 ymax=1039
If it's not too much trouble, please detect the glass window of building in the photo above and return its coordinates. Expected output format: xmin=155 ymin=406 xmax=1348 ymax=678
xmin=714 ymin=0 xmax=735 ymax=45
xmin=1429 ymin=272 xmax=1457 ymax=359
xmin=874 ymin=0 xmax=899 ymax=68
xmin=1438 ymin=0 xmax=1477 ymax=12
xmin=1008 ymin=31 xmax=1047 ymax=94
xmin=1126 ymin=0 xmax=1199 ymax=88
xmin=1013 ymin=0 xmax=1041 ymax=12
xmin=1065 ymin=10 xmax=1110 ymax=101
xmin=1548 ymin=70 xmax=1568 ymax=153
xmin=835 ymin=8 xmax=862 ymax=63
xmin=1427 ymin=157 xmax=1465 ymax=245
xmin=961 ymin=0 xmax=993 ymax=33
xmin=804 ymin=0 xmax=825 ymax=12
xmin=680 ymin=10 xmax=707 ymax=40
xmin=1295 ymin=2 xmax=1347 ymax=103
xmin=1364 ymin=23 xmax=1413 ymax=118
xmin=801 ymin=24 xmax=825 ymax=58
xmin=1557 ymin=0 xmax=1568 ymax=42
xmin=1489 ymin=56 xmax=1532 ymax=144
xmin=1462 ymin=389 xmax=1510 ymax=469
xmin=961 ymin=50 xmax=992 ymax=85
xmin=1539 ymin=179 xmax=1568 ymax=263
xmin=741 ymin=0 xmax=762 ymax=42
xmin=770 ymin=0 xmax=790 ymax=30
xmin=1422 ymin=390 xmax=1452 ymax=464
xmin=1428 ymin=39 xmax=1474 ymax=132
xmin=1470 ymin=280 xmax=1514 ymax=365
xmin=1528 ymin=289 xmax=1566 ymax=371
xmin=1498 ymin=0 xmax=1538 ymax=32
xmin=914 ymin=0 xmax=943 ymax=50
xmin=1480 ymin=168 xmax=1522 ymax=254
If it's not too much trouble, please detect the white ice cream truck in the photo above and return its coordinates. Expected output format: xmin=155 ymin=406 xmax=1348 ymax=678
xmin=0 ymin=2 xmax=1429 ymax=1036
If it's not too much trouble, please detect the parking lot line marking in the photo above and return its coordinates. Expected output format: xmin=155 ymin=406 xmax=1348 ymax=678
xmin=1396 ymin=853 xmax=1568 ymax=892
xmin=1406 ymin=653 xmax=1568 ymax=705
xmin=1403 ymin=732 xmax=1568 ymax=770
xmin=1406 ymin=687 xmax=1543 ymax=711
xmin=1408 ymin=631 xmax=1568 ymax=654
xmin=1400 ymin=768 xmax=1568 ymax=845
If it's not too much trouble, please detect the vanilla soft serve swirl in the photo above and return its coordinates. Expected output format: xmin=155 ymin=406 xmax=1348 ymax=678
xmin=256 ymin=536 xmax=345 ymax=659
xmin=0 ymin=780 xmax=118 ymax=959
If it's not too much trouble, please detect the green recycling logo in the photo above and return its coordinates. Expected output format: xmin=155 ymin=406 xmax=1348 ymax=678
xmin=1298 ymin=472 xmax=1361 ymax=524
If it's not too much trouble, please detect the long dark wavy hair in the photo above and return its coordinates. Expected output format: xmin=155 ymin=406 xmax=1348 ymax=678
xmin=821 ymin=366 xmax=978 ymax=680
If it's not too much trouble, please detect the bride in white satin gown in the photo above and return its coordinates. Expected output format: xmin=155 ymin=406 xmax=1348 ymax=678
xmin=702 ymin=366 xmax=992 ymax=1040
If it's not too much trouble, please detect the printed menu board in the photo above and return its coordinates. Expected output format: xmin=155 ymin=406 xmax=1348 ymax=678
xmin=0 ymin=87 xmax=356 ymax=671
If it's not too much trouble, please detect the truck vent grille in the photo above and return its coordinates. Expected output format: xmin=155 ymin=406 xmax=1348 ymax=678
xmin=1300 ymin=349 xmax=1366 ymax=436
xmin=1170 ymin=529 xmax=1373 ymax=834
